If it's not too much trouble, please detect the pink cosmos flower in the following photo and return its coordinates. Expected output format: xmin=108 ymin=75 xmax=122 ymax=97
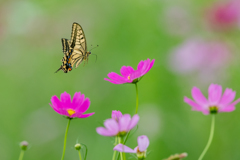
xmin=169 ymin=38 xmax=230 ymax=74
xmin=205 ymin=0 xmax=240 ymax=30
xmin=114 ymin=135 xmax=149 ymax=158
xmin=112 ymin=110 xmax=122 ymax=121
xmin=184 ymin=84 xmax=240 ymax=114
xmin=49 ymin=92 xmax=94 ymax=118
xmin=169 ymin=38 xmax=231 ymax=83
xmin=96 ymin=114 xmax=139 ymax=136
xmin=104 ymin=59 xmax=155 ymax=84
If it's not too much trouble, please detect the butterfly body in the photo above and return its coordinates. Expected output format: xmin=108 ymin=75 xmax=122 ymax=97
xmin=56 ymin=22 xmax=91 ymax=73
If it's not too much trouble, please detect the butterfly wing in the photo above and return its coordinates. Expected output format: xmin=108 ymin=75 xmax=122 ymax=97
xmin=61 ymin=38 xmax=70 ymax=55
xmin=56 ymin=39 xmax=73 ymax=73
xmin=69 ymin=22 xmax=87 ymax=68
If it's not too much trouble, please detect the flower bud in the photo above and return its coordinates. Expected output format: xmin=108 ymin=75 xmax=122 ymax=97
xmin=164 ymin=152 xmax=188 ymax=160
xmin=20 ymin=141 xmax=28 ymax=151
xmin=74 ymin=143 xmax=81 ymax=150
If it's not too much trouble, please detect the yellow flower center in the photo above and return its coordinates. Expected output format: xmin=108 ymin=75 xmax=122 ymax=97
xmin=127 ymin=75 xmax=131 ymax=80
xmin=67 ymin=109 xmax=75 ymax=116
xmin=118 ymin=131 xmax=127 ymax=137
xmin=209 ymin=106 xmax=218 ymax=114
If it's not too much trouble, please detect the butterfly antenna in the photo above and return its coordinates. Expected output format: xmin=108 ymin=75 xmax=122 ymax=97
xmin=89 ymin=45 xmax=99 ymax=51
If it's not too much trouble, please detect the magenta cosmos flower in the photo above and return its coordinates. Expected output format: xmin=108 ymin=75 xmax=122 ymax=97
xmin=184 ymin=84 xmax=240 ymax=114
xmin=49 ymin=92 xmax=94 ymax=118
xmin=114 ymin=135 xmax=149 ymax=159
xmin=96 ymin=114 xmax=139 ymax=136
xmin=104 ymin=59 xmax=155 ymax=84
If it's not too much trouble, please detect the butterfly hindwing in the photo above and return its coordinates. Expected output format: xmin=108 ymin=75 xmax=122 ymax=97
xmin=61 ymin=38 xmax=70 ymax=55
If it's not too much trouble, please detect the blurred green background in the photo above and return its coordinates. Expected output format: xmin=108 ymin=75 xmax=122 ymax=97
xmin=1 ymin=0 xmax=240 ymax=159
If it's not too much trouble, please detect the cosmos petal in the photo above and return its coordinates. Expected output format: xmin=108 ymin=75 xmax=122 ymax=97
xmin=208 ymin=84 xmax=222 ymax=105
xmin=78 ymin=112 xmax=95 ymax=118
xmin=60 ymin=92 xmax=72 ymax=109
xmin=191 ymin=87 xmax=208 ymax=106
xmin=127 ymin=114 xmax=139 ymax=130
xmin=96 ymin=127 xmax=117 ymax=136
xmin=119 ymin=114 xmax=131 ymax=132
xmin=120 ymin=66 xmax=135 ymax=77
xmin=113 ymin=144 xmax=135 ymax=153
xmin=76 ymin=98 xmax=90 ymax=113
xmin=72 ymin=92 xmax=85 ymax=109
xmin=219 ymin=88 xmax=236 ymax=106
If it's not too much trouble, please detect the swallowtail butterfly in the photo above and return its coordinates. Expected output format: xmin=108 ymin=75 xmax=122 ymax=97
xmin=56 ymin=22 xmax=91 ymax=73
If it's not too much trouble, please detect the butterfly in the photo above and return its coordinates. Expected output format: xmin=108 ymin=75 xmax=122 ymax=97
xmin=56 ymin=22 xmax=91 ymax=73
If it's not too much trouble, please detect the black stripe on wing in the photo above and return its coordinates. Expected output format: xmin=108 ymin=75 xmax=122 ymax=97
xmin=61 ymin=38 xmax=69 ymax=55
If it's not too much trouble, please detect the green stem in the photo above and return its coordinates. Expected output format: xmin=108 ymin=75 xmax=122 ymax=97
xmin=118 ymin=137 xmax=123 ymax=160
xmin=135 ymin=83 xmax=139 ymax=114
xmin=119 ymin=137 xmax=126 ymax=160
xmin=112 ymin=150 xmax=117 ymax=160
xmin=198 ymin=115 xmax=215 ymax=160
xmin=122 ymin=83 xmax=139 ymax=152
xmin=61 ymin=118 xmax=71 ymax=160
xmin=18 ymin=150 xmax=24 ymax=160
xmin=112 ymin=136 xmax=118 ymax=160
xmin=78 ymin=150 xmax=82 ymax=160
xmin=81 ymin=143 xmax=88 ymax=160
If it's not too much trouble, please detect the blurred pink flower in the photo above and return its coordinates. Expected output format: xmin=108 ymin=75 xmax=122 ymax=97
xmin=112 ymin=110 xmax=122 ymax=121
xmin=104 ymin=59 xmax=155 ymax=84
xmin=49 ymin=92 xmax=94 ymax=118
xmin=205 ymin=0 xmax=240 ymax=30
xmin=96 ymin=114 xmax=139 ymax=136
xmin=169 ymin=38 xmax=231 ymax=80
xmin=184 ymin=84 xmax=240 ymax=114
xmin=114 ymin=135 xmax=149 ymax=158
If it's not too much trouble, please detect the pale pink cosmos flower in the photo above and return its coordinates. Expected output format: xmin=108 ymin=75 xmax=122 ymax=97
xmin=96 ymin=114 xmax=139 ymax=136
xmin=114 ymin=135 xmax=149 ymax=158
xmin=169 ymin=38 xmax=231 ymax=83
xmin=112 ymin=110 xmax=122 ymax=122
xmin=184 ymin=84 xmax=240 ymax=114
xmin=104 ymin=59 xmax=155 ymax=84
xmin=169 ymin=38 xmax=230 ymax=74
xmin=49 ymin=92 xmax=94 ymax=118
xmin=205 ymin=0 xmax=240 ymax=30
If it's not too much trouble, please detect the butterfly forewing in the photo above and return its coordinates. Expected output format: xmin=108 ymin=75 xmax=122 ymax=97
xmin=70 ymin=23 xmax=87 ymax=53
xmin=69 ymin=23 xmax=88 ymax=68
